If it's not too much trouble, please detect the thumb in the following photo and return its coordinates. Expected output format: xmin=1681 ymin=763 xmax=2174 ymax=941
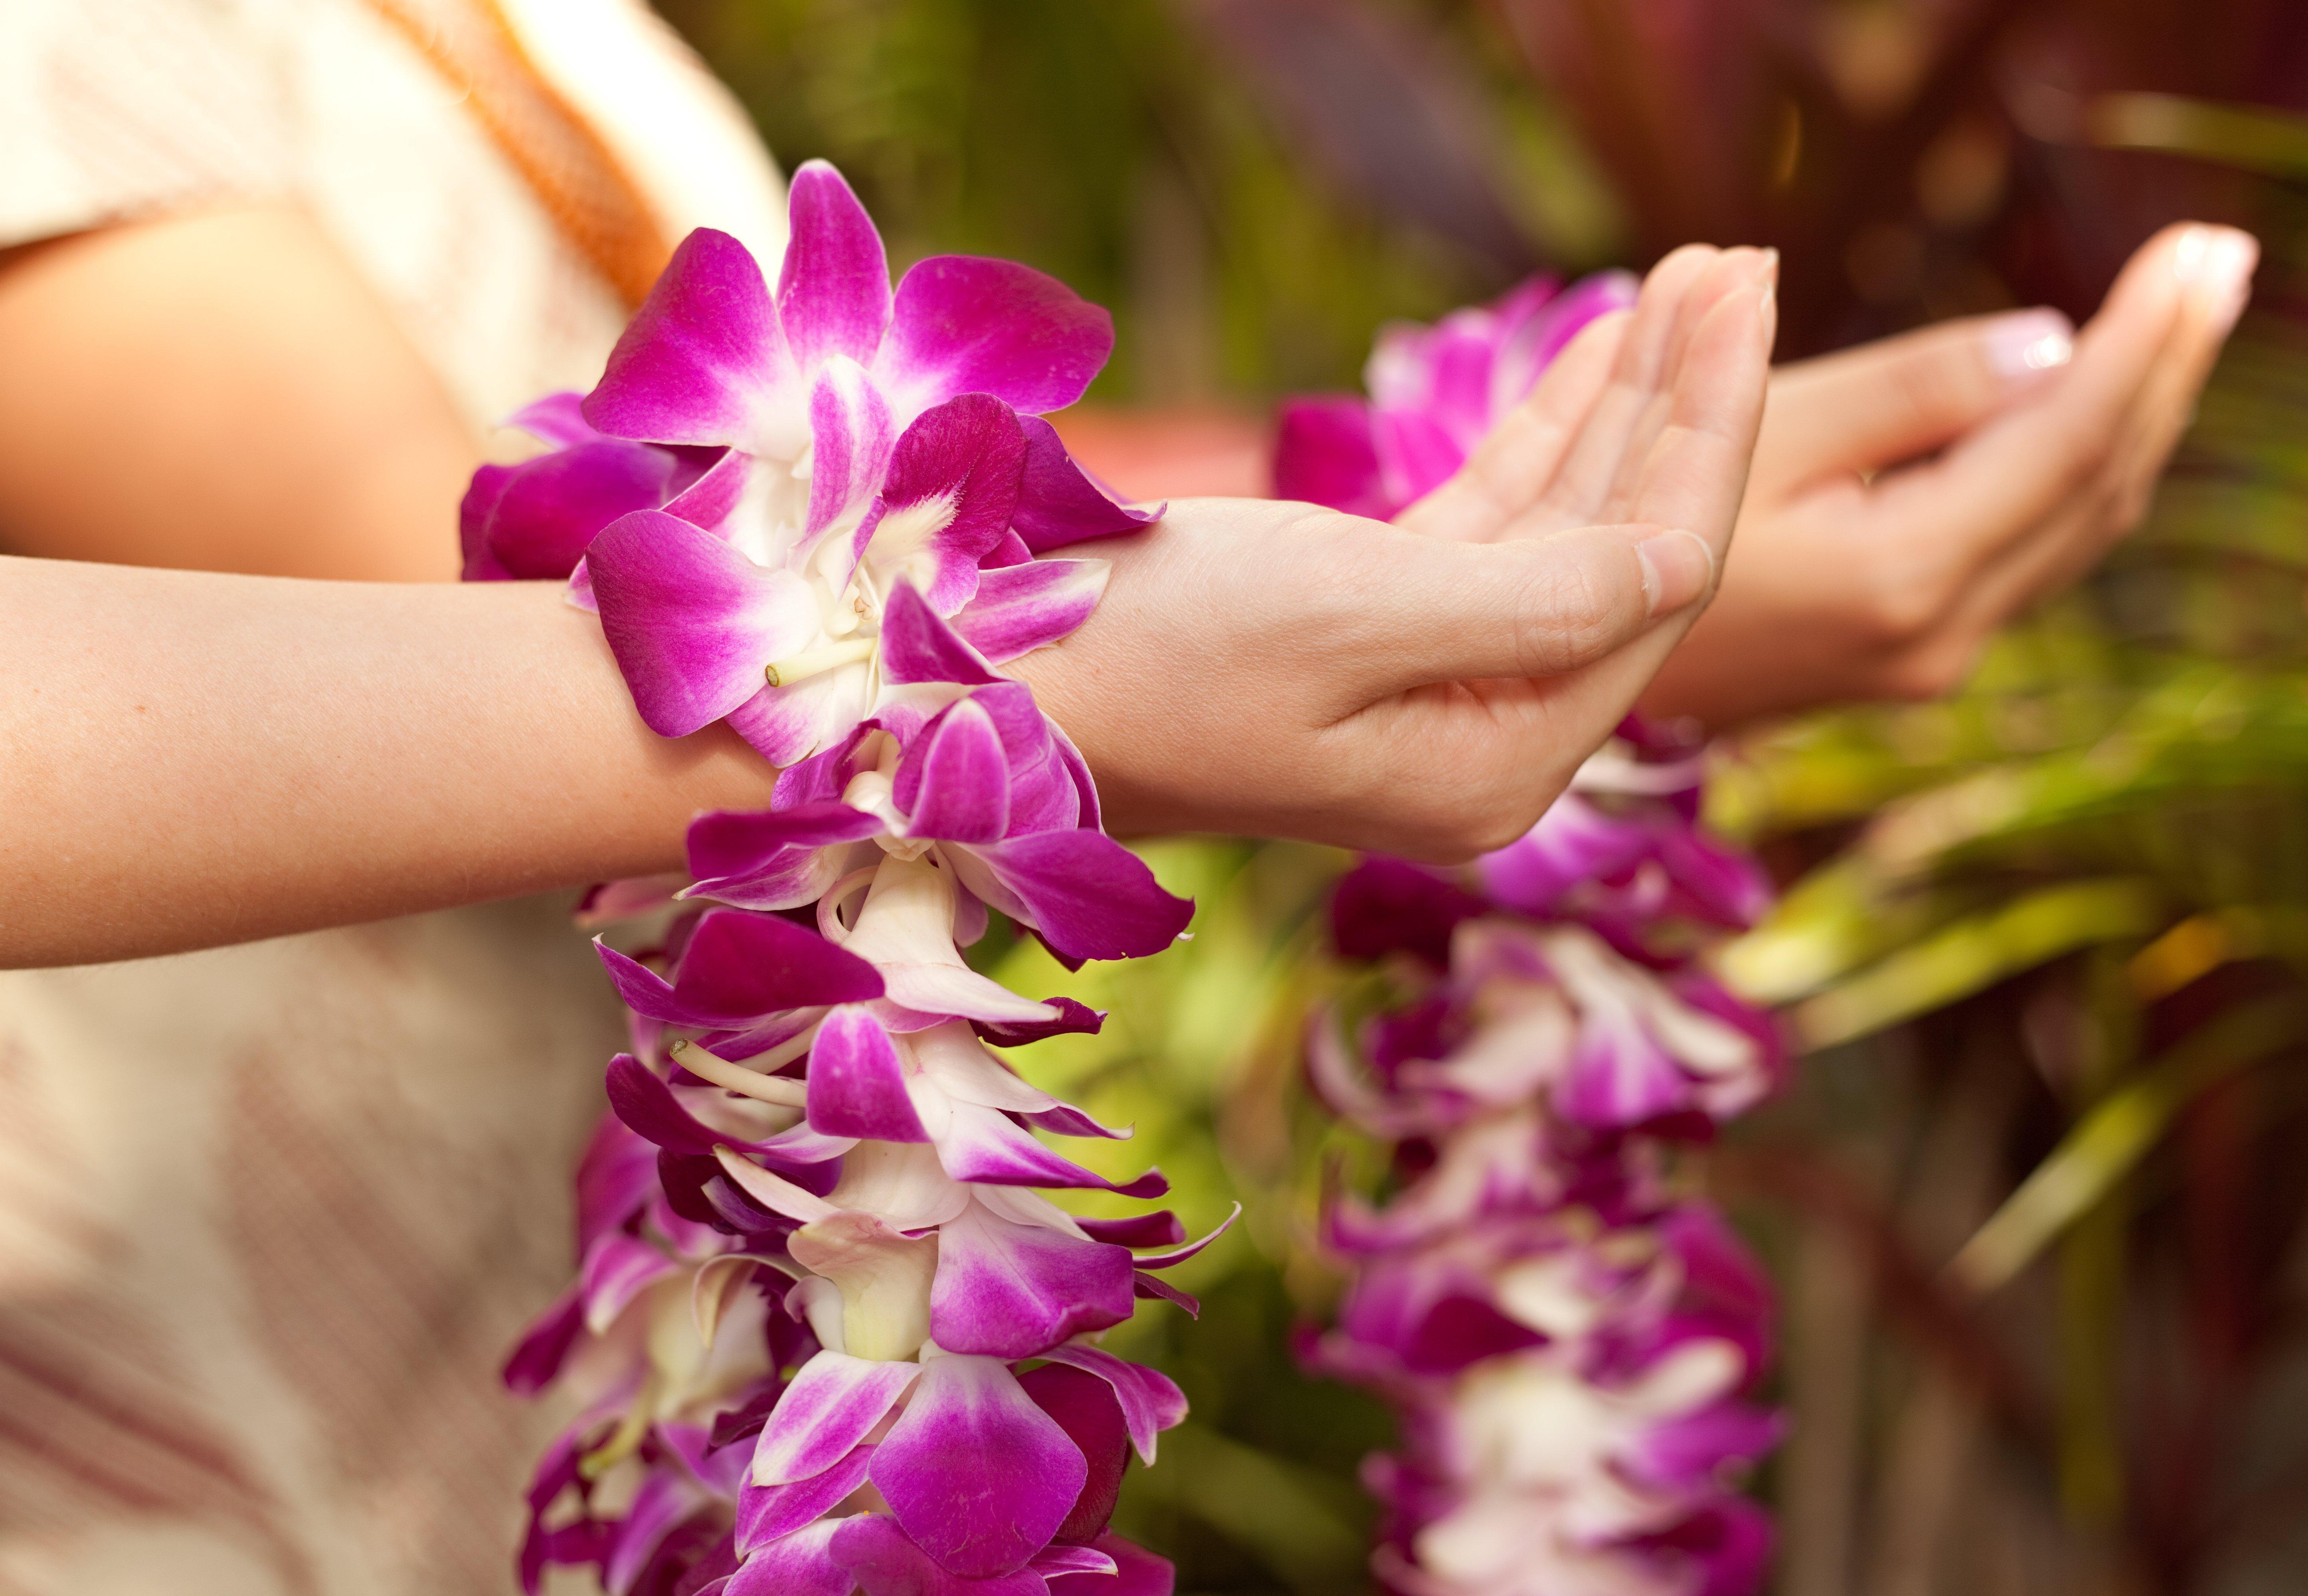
xmin=1343 ymin=521 xmax=1715 ymax=698
xmin=1760 ymin=308 xmax=2074 ymax=487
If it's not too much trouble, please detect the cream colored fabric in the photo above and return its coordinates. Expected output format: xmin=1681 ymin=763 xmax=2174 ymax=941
xmin=0 ymin=3 xmax=784 ymax=1591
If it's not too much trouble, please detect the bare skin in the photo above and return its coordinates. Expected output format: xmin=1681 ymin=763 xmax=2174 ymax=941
xmin=0 ymin=208 xmax=2249 ymax=965
xmin=0 ymin=221 xmax=1766 ymax=965
xmin=1643 ymin=223 xmax=2257 ymax=722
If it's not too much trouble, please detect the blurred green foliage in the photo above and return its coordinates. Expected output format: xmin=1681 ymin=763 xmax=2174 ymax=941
xmin=655 ymin=0 xmax=1620 ymax=406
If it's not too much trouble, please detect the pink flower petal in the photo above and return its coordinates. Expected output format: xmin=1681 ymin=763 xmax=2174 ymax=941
xmin=752 ymin=1351 xmax=922 ymax=1486
xmin=807 ymin=358 xmax=899 ymax=543
xmin=882 ymin=256 xmax=1112 ymax=420
xmin=868 ymin=1353 xmax=1087 ymax=1577
xmin=809 ymin=1006 xmax=932 ymax=1143
xmin=586 ymin=228 xmax=792 ymax=446
xmin=826 ymin=1515 xmax=1048 ymax=1596
xmin=781 ymin=161 xmax=894 ymax=374
xmin=953 ymin=560 xmax=1109 ymax=665
xmin=929 ymin=1201 xmax=1135 ymax=1358
xmin=590 ymin=510 xmax=820 ymax=737
xmin=1010 ymin=417 xmax=1160 ymax=553
xmin=896 ymin=698 xmax=1010 ymax=845
xmin=726 ymin=1519 xmax=853 ymax=1596
xmin=1032 ymin=1344 xmax=1187 ymax=1466
xmin=736 ymin=1445 xmax=875 ymax=1554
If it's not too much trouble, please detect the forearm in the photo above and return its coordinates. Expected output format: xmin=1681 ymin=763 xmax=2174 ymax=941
xmin=0 ymin=557 xmax=776 ymax=966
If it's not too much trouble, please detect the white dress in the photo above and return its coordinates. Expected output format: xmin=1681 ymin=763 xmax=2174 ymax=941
xmin=0 ymin=4 xmax=783 ymax=1590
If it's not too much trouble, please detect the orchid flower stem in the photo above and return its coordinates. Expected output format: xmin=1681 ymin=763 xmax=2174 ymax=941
xmin=767 ymin=636 xmax=878 ymax=688
xmin=670 ymin=1035 xmax=813 ymax=1105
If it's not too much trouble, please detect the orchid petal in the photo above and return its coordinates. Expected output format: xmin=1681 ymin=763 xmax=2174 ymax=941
xmin=870 ymin=1352 xmax=1087 ymax=1577
xmin=929 ymin=1199 xmax=1135 ymax=1358
xmin=501 ymin=1283 xmax=584 ymax=1396
xmin=968 ymin=830 xmax=1192 ymax=962
xmin=1018 ymin=1363 xmax=1130 ymax=1545
xmin=1031 ymin=1545 xmax=1117 ymax=1578
xmin=686 ymin=803 xmax=888 ymax=911
xmin=715 ymin=1146 xmax=843 ymax=1225
xmin=882 ymin=255 xmax=1112 ymax=419
xmin=1270 ymin=396 xmax=1388 ymax=519
xmin=579 ymin=1231 xmax=678 ymax=1333
xmin=1049 ymin=1537 xmax=1173 ymax=1596
xmin=752 ymin=1350 xmax=920 ymax=1486
xmin=469 ymin=440 xmax=682 ymax=581
xmin=780 ymin=161 xmax=894 ymax=374
xmin=952 ymin=559 xmax=1109 ymax=664
xmin=896 ymin=698 xmax=1010 ymax=845
xmin=972 ymin=998 xmax=1106 ymax=1048
xmin=1010 ymin=417 xmax=1159 ymax=553
xmin=879 ymin=581 xmax=1003 ymax=687
xmin=728 ymin=666 xmax=876 ymax=769
xmin=809 ymin=1006 xmax=932 ymax=1144
xmin=1131 ymin=1273 xmax=1198 ymax=1316
xmin=806 ymin=357 xmax=898 ymax=542
xmin=837 ymin=857 xmax=1056 ymax=1027
xmin=506 ymin=389 xmax=598 ymax=447
xmin=726 ymin=1520 xmax=853 ymax=1596
xmin=826 ymin=1515 xmax=1047 ymax=1596
xmin=826 ymin=1139 xmax=974 ymax=1231
xmin=1073 ymin=1212 xmax=1185 ymax=1248
xmin=599 ymin=909 xmax=884 ymax=1027
xmin=860 ymin=394 xmax=1029 ymax=614
xmin=790 ymin=1211 xmax=941 ymax=1362
xmin=1125 ymin=1203 xmax=1240 ymax=1272
xmin=736 ymin=1443 xmax=874 ymax=1553
xmin=586 ymin=228 xmax=789 ymax=446
xmin=1034 ymin=1344 xmax=1187 ymax=1466
xmin=930 ymin=1099 xmax=1164 ymax=1197
xmin=663 ymin=445 xmax=753 ymax=531
xmin=590 ymin=510 xmax=820 ymax=737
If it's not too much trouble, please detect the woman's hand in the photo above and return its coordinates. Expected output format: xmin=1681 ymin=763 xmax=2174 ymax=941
xmin=1639 ymin=222 xmax=2257 ymax=727
xmin=1017 ymin=245 xmax=1778 ymax=860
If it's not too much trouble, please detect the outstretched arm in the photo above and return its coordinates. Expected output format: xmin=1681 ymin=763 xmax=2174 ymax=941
xmin=0 ymin=219 xmax=1769 ymax=964
xmin=0 ymin=559 xmax=775 ymax=966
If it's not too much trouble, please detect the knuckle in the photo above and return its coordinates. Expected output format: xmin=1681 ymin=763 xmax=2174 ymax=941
xmin=1882 ymin=640 xmax=1975 ymax=702
xmin=1858 ymin=557 xmax=1944 ymax=645
xmin=1509 ymin=555 xmax=1626 ymax=676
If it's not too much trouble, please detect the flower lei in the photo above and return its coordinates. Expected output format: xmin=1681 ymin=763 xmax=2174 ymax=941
xmin=1276 ymin=281 xmax=1790 ymax=1596
xmin=466 ymin=162 xmax=1224 ymax=1596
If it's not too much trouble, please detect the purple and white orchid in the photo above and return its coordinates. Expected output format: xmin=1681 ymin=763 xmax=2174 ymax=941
xmin=1272 ymin=270 xmax=1637 ymax=521
xmin=1308 ymin=734 xmax=1786 ymax=1596
xmin=473 ymin=162 xmax=1213 ymax=1596
xmin=1277 ymin=279 xmax=1786 ymax=1596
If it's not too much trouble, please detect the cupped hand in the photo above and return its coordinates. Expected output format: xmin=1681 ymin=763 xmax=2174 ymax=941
xmin=1015 ymin=245 xmax=1778 ymax=860
xmin=1639 ymin=222 xmax=2257 ymax=727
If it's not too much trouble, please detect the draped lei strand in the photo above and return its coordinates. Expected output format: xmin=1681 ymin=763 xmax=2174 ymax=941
xmin=465 ymin=162 xmax=1223 ymax=1596
xmin=1276 ymin=280 xmax=1791 ymax=1596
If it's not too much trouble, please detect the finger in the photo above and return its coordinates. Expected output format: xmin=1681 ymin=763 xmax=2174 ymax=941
xmin=1932 ymin=227 xmax=2255 ymax=636
xmin=1755 ymin=307 xmax=2074 ymax=491
xmin=1326 ymin=519 xmax=1715 ymax=701
xmin=1873 ymin=222 xmax=2255 ymax=641
xmin=1595 ymin=246 xmax=1779 ymax=529
xmin=1528 ymin=245 xmax=1723 ymax=532
xmin=1395 ymin=308 xmax=1631 ymax=543
xmin=1866 ymin=222 xmax=2200 ymax=600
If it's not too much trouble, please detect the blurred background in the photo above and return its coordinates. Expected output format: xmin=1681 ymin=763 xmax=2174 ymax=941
xmin=654 ymin=3 xmax=2308 ymax=1592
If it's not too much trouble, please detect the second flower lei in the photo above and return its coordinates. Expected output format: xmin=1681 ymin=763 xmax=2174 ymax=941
xmin=466 ymin=162 xmax=1222 ymax=1596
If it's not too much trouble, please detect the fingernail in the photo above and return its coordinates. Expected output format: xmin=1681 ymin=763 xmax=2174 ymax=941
xmin=2178 ymin=227 xmax=2258 ymax=334
xmin=1758 ymin=247 xmax=1780 ymax=316
xmin=1985 ymin=307 xmax=2075 ymax=383
xmin=1636 ymin=529 xmax=1716 ymax=618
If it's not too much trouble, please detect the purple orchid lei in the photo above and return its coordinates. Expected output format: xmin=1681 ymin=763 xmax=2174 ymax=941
xmin=467 ymin=162 xmax=1224 ymax=1596
xmin=1276 ymin=280 xmax=1790 ymax=1596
